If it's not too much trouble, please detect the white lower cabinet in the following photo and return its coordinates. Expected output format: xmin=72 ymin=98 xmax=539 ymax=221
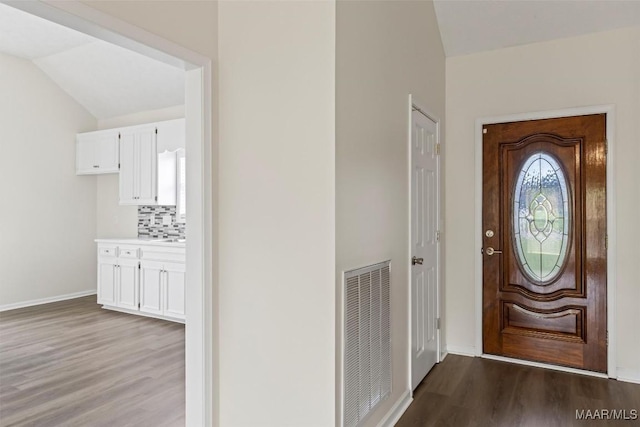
xmin=164 ymin=262 xmax=186 ymax=321
xmin=97 ymin=257 xmax=117 ymax=305
xmin=116 ymin=258 xmax=139 ymax=311
xmin=139 ymin=261 xmax=164 ymax=315
xmin=140 ymin=260 xmax=186 ymax=320
xmin=96 ymin=242 xmax=185 ymax=323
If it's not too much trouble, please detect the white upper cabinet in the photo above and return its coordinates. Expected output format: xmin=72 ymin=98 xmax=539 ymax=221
xmin=78 ymin=118 xmax=185 ymax=205
xmin=119 ymin=125 xmax=158 ymax=205
xmin=76 ymin=130 xmax=119 ymax=175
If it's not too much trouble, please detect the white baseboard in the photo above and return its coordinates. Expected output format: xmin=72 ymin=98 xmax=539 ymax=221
xmin=0 ymin=290 xmax=97 ymax=312
xmin=446 ymin=345 xmax=477 ymax=357
xmin=375 ymin=389 xmax=412 ymax=427
xmin=617 ymin=368 xmax=640 ymax=384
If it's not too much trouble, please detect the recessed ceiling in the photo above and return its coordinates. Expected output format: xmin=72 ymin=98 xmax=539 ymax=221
xmin=434 ymin=0 xmax=640 ymax=57
xmin=0 ymin=3 xmax=184 ymax=119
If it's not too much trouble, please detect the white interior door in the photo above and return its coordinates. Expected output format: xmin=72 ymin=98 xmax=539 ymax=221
xmin=411 ymin=108 xmax=440 ymax=390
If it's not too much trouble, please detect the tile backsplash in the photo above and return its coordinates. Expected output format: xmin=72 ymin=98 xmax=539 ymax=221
xmin=138 ymin=205 xmax=185 ymax=239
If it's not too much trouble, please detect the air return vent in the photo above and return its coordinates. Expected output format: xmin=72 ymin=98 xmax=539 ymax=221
xmin=343 ymin=261 xmax=391 ymax=427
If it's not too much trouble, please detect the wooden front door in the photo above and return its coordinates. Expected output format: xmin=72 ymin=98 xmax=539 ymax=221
xmin=482 ymin=114 xmax=607 ymax=373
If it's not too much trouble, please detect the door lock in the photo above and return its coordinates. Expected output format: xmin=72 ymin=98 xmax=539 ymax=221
xmin=484 ymin=247 xmax=502 ymax=256
xmin=412 ymin=256 xmax=424 ymax=265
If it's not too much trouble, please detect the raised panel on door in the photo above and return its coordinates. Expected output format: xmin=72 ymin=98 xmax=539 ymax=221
xmin=137 ymin=127 xmax=157 ymax=205
xmin=97 ymin=259 xmax=116 ymax=305
xmin=76 ymin=135 xmax=97 ymax=175
xmin=117 ymin=259 xmax=139 ymax=310
xmin=96 ymin=132 xmax=119 ymax=173
xmin=164 ymin=262 xmax=185 ymax=320
xmin=139 ymin=261 xmax=163 ymax=315
xmin=119 ymin=132 xmax=137 ymax=204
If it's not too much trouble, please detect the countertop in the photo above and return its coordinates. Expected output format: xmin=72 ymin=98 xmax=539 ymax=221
xmin=94 ymin=238 xmax=186 ymax=248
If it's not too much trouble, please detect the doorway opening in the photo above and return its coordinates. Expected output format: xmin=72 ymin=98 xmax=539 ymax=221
xmin=2 ymin=1 xmax=214 ymax=425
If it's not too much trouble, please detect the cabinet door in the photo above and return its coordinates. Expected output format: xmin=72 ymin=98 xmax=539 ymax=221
xmin=140 ymin=261 xmax=163 ymax=315
xmin=97 ymin=258 xmax=117 ymax=305
xmin=76 ymin=135 xmax=97 ymax=175
xmin=117 ymin=259 xmax=139 ymax=310
xmin=137 ymin=127 xmax=157 ymax=205
xmin=119 ymin=132 xmax=137 ymax=205
xmin=164 ymin=262 xmax=186 ymax=320
xmin=96 ymin=132 xmax=120 ymax=172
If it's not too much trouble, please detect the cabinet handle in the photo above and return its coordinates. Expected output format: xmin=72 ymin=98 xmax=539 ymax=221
xmin=93 ymin=165 xmax=99 ymax=168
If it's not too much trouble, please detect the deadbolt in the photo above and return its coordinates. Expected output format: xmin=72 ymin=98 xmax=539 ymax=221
xmin=485 ymin=229 xmax=494 ymax=238
xmin=484 ymin=247 xmax=502 ymax=256
xmin=412 ymin=256 xmax=424 ymax=265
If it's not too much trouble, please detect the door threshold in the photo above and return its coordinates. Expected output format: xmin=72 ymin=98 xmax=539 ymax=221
xmin=481 ymin=354 xmax=610 ymax=379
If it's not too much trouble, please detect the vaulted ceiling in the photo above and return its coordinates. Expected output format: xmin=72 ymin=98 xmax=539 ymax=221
xmin=434 ymin=0 xmax=640 ymax=57
xmin=0 ymin=3 xmax=184 ymax=120
xmin=2 ymin=1 xmax=639 ymax=117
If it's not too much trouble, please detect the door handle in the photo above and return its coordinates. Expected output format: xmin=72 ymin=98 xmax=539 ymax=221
xmin=484 ymin=247 xmax=502 ymax=256
xmin=412 ymin=256 xmax=424 ymax=265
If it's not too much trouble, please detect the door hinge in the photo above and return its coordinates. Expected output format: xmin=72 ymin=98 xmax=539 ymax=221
xmin=605 ymin=139 xmax=608 ymax=155
xmin=606 ymin=331 xmax=609 ymax=346
xmin=154 ymin=196 xmax=158 ymax=202
xmin=138 ymin=262 xmax=141 ymax=269
xmin=605 ymin=234 xmax=608 ymax=250
xmin=436 ymin=230 xmax=441 ymax=242
xmin=155 ymin=128 xmax=158 ymax=134
xmin=436 ymin=318 xmax=440 ymax=330
xmin=118 ymin=163 xmax=120 ymax=169
xmin=435 ymin=143 xmax=441 ymax=155
xmin=138 ymin=302 xmax=141 ymax=309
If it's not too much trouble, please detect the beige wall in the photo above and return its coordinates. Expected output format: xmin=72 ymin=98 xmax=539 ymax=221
xmin=0 ymin=53 xmax=97 ymax=307
xmin=336 ymin=0 xmax=445 ymax=424
xmin=218 ymin=2 xmax=336 ymax=424
xmin=95 ymin=105 xmax=185 ymax=239
xmin=446 ymin=27 xmax=640 ymax=379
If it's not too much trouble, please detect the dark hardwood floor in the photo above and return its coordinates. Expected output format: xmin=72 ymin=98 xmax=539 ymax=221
xmin=397 ymin=355 xmax=640 ymax=427
xmin=0 ymin=296 xmax=184 ymax=427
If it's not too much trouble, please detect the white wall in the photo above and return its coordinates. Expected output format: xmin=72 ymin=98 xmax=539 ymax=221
xmin=95 ymin=105 xmax=184 ymax=239
xmin=446 ymin=27 xmax=640 ymax=379
xmin=336 ymin=1 xmax=446 ymax=424
xmin=0 ymin=52 xmax=97 ymax=308
xmin=218 ymin=1 xmax=336 ymax=425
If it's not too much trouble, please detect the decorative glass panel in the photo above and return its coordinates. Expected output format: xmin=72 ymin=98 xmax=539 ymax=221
xmin=513 ymin=152 xmax=569 ymax=283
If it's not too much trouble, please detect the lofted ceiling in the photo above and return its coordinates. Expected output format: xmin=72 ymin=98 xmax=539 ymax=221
xmin=0 ymin=3 xmax=184 ymax=119
xmin=434 ymin=0 xmax=640 ymax=57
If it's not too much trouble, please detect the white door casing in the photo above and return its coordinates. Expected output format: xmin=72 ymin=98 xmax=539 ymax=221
xmin=410 ymin=107 xmax=440 ymax=390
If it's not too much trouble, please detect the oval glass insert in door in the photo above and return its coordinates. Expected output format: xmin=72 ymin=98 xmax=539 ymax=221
xmin=513 ymin=152 xmax=570 ymax=283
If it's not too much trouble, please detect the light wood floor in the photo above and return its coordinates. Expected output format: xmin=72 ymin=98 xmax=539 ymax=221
xmin=0 ymin=296 xmax=184 ymax=427
xmin=397 ymin=354 xmax=640 ymax=427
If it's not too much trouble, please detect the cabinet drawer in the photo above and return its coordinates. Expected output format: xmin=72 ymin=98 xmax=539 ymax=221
xmin=119 ymin=248 xmax=140 ymax=259
xmin=98 ymin=246 xmax=117 ymax=257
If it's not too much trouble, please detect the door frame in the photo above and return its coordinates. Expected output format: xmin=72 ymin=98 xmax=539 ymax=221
xmin=474 ymin=105 xmax=616 ymax=378
xmin=407 ymin=94 xmax=443 ymax=391
xmin=3 ymin=1 xmax=215 ymax=425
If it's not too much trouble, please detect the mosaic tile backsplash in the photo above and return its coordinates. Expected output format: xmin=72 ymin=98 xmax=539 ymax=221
xmin=138 ymin=205 xmax=185 ymax=239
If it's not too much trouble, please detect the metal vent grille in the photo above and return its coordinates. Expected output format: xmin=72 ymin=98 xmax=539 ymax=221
xmin=344 ymin=261 xmax=391 ymax=427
